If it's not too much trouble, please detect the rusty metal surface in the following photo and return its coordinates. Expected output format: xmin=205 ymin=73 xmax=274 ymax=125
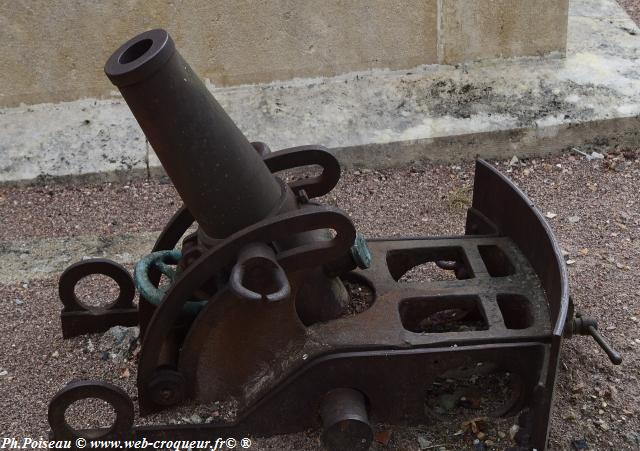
xmin=59 ymin=259 xmax=138 ymax=338
xmin=52 ymin=159 xmax=567 ymax=451
xmin=135 ymin=204 xmax=357 ymax=408
xmin=49 ymin=28 xmax=622 ymax=451
xmin=465 ymin=159 xmax=571 ymax=448
xmin=262 ymin=145 xmax=341 ymax=198
xmin=466 ymin=159 xmax=569 ymax=337
xmin=49 ymin=381 xmax=134 ymax=440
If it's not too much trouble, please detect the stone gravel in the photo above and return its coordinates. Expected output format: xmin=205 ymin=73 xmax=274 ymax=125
xmin=3 ymin=1 xmax=640 ymax=445
xmin=619 ymin=0 xmax=640 ymax=24
xmin=1 ymin=149 xmax=639 ymax=450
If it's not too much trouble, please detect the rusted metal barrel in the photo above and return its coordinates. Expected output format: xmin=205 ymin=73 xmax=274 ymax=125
xmin=105 ymin=29 xmax=281 ymax=239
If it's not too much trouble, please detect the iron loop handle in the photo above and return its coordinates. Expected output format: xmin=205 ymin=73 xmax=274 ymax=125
xmin=229 ymin=242 xmax=291 ymax=302
xmin=435 ymin=260 xmax=457 ymax=270
xmin=49 ymin=380 xmax=134 ymax=439
xmin=59 ymin=258 xmax=136 ymax=312
xmin=262 ymin=145 xmax=341 ymax=198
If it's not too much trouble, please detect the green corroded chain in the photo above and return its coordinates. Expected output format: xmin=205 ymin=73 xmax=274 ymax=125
xmin=133 ymin=249 xmax=206 ymax=316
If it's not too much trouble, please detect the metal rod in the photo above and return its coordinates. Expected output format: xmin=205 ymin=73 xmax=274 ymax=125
xmin=587 ymin=325 xmax=622 ymax=365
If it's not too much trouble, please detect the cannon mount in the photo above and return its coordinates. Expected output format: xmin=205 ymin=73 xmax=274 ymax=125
xmin=48 ymin=29 xmax=620 ymax=451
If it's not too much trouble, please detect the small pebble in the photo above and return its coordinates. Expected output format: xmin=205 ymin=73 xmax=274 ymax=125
xmin=571 ymin=438 xmax=588 ymax=450
xmin=417 ymin=434 xmax=432 ymax=450
xmin=625 ymin=431 xmax=640 ymax=446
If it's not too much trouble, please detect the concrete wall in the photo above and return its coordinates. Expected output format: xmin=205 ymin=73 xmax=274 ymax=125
xmin=0 ymin=0 xmax=568 ymax=108
xmin=440 ymin=0 xmax=570 ymax=63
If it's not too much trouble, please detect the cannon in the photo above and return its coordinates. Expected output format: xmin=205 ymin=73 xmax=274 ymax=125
xmin=48 ymin=29 xmax=621 ymax=450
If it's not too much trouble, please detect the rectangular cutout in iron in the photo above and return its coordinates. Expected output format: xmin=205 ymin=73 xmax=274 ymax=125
xmin=497 ymin=294 xmax=534 ymax=329
xmin=387 ymin=247 xmax=473 ymax=283
xmin=399 ymin=296 xmax=488 ymax=333
xmin=478 ymin=245 xmax=515 ymax=277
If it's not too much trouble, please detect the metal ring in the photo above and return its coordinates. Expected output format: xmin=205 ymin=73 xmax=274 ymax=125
xmin=229 ymin=243 xmax=291 ymax=302
xmin=263 ymin=145 xmax=341 ymax=198
xmin=59 ymin=259 xmax=135 ymax=312
xmin=48 ymin=380 xmax=134 ymax=439
xmin=133 ymin=249 xmax=180 ymax=304
xmin=133 ymin=249 xmax=206 ymax=315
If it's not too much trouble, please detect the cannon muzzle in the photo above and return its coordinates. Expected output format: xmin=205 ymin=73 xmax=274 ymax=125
xmin=105 ymin=29 xmax=281 ymax=239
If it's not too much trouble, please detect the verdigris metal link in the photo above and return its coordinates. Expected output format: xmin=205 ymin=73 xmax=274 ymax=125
xmin=134 ymin=249 xmax=205 ymax=315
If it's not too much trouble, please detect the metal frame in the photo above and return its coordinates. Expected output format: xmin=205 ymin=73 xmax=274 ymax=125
xmin=49 ymin=29 xmax=621 ymax=451
xmin=52 ymin=159 xmax=570 ymax=450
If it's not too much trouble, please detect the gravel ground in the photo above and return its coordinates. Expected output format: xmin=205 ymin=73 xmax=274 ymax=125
xmin=1 ymin=148 xmax=639 ymax=450
xmin=619 ymin=0 xmax=640 ymax=24
xmin=3 ymin=1 xmax=640 ymax=444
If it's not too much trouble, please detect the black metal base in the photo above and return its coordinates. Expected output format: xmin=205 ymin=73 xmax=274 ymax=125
xmin=49 ymin=160 xmax=572 ymax=451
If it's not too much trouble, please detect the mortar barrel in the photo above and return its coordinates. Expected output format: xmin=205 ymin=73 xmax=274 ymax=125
xmin=105 ymin=29 xmax=282 ymax=238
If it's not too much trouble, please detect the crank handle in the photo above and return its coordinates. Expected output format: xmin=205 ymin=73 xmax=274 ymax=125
xmin=571 ymin=315 xmax=622 ymax=365
xmin=585 ymin=323 xmax=622 ymax=365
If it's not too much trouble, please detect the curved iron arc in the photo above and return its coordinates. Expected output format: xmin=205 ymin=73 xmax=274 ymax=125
xmin=59 ymin=259 xmax=135 ymax=312
xmin=151 ymin=205 xmax=194 ymax=253
xmin=470 ymin=159 xmax=569 ymax=336
xmin=48 ymin=380 xmax=134 ymax=439
xmin=262 ymin=145 xmax=341 ymax=198
xmin=137 ymin=205 xmax=356 ymax=404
